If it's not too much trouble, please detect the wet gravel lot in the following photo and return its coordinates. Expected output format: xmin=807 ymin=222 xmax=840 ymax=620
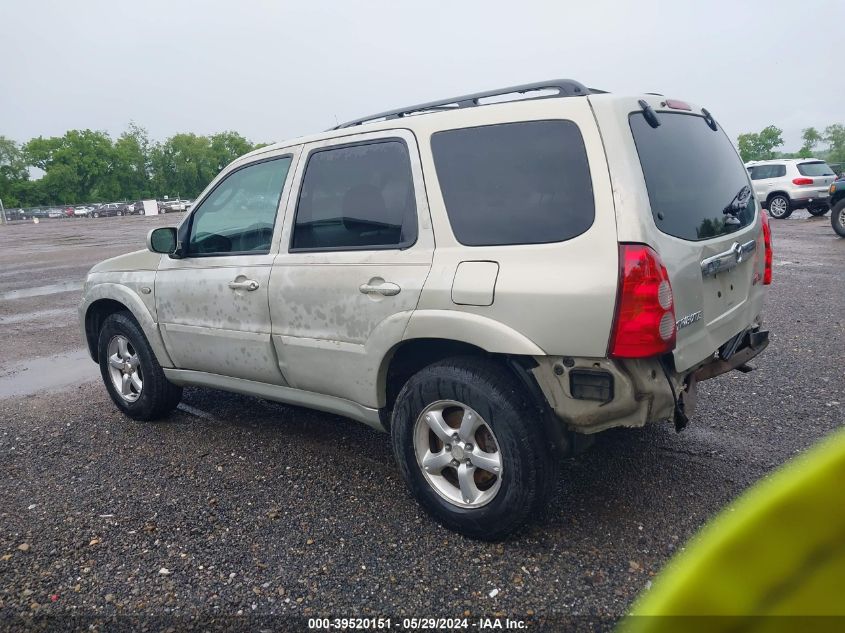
xmin=0 ymin=213 xmax=843 ymax=630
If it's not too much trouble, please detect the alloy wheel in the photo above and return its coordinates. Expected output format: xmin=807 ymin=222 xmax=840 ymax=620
xmin=413 ymin=400 xmax=503 ymax=508
xmin=769 ymin=197 xmax=788 ymax=218
xmin=106 ymin=335 xmax=143 ymax=402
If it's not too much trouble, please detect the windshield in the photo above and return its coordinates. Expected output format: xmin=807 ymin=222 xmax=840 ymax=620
xmin=630 ymin=111 xmax=755 ymax=241
xmin=797 ymin=162 xmax=835 ymax=177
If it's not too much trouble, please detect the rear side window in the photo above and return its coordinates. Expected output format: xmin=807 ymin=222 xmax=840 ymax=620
xmin=748 ymin=164 xmax=785 ymax=180
xmin=431 ymin=121 xmax=595 ymax=246
xmin=797 ymin=161 xmax=835 ymax=177
xmin=291 ymin=140 xmax=417 ymax=251
xmin=630 ymin=112 xmax=755 ymax=241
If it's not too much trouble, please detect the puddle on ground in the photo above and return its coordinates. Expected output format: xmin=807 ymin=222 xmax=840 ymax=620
xmin=0 ymin=349 xmax=99 ymax=398
xmin=0 ymin=281 xmax=83 ymax=301
xmin=0 ymin=281 xmax=83 ymax=300
xmin=0 ymin=307 xmax=76 ymax=325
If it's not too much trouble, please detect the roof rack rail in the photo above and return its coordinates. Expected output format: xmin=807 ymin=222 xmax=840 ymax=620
xmin=333 ymin=79 xmax=595 ymax=130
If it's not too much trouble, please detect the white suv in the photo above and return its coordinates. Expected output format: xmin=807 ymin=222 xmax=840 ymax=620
xmin=79 ymin=80 xmax=771 ymax=538
xmin=745 ymin=159 xmax=837 ymax=219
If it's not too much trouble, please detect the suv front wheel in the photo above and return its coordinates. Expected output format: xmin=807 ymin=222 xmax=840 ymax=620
xmin=767 ymin=194 xmax=792 ymax=219
xmin=97 ymin=312 xmax=183 ymax=420
xmin=391 ymin=358 xmax=557 ymax=540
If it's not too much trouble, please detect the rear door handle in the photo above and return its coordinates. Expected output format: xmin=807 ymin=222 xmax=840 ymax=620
xmin=228 ymin=279 xmax=260 ymax=291
xmin=359 ymin=281 xmax=401 ymax=296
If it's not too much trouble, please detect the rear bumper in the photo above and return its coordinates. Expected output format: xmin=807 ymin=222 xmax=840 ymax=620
xmin=790 ymin=189 xmax=830 ymax=207
xmin=530 ymin=328 xmax=769 ymax=435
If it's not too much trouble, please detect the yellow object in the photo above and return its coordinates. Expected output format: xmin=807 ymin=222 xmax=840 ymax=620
xmin=620 ymin=428 xmax=845 ymax=633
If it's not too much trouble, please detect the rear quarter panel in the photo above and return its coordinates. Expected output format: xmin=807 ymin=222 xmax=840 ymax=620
xmin=409 ymin=98 xmax=619 ymax=357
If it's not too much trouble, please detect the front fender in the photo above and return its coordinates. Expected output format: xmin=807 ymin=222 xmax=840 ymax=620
xmin=403 ymin=309 xmax=546 ymax=355
xmin=79 ymin=281 xmax=174 ymax=368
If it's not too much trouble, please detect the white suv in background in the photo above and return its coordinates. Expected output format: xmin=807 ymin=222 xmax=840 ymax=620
xmin=746 ymin=159 xmax=837 ymax=219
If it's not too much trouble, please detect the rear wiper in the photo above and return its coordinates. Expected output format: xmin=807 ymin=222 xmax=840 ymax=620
xmin=723 ymin=185 xmax=752 ymax=217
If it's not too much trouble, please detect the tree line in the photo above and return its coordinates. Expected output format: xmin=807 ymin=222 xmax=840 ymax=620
xmin=737 ymin=123 xmax=845 ymax=165
xmin=0 ymin=124 xmax=267 ymax=208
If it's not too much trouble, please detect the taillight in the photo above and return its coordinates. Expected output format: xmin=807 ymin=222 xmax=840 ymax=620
xmin=792 ymin=177 xmax=813 ymax=186
xmin=609 ymin=244 xmax=676 ymax=358
xmin=761 ymin=212 xmax=773 ymax=285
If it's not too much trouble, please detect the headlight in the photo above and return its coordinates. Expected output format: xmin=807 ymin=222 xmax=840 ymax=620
xmin=831 ymin=183 xmax=837 ymax=194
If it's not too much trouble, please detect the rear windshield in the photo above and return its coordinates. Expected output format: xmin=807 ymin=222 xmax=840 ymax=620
xmin=797 ymin=161 xmax=835 ymax=177
xmin=630 ymin=112 xmax=755 ymax=241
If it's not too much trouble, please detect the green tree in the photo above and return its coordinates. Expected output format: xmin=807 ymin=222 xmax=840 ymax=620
xmin=737 ymin=125 xmax=784 ymax=162
xmin=798 ymin=127 xmax=822 ymax=158
xmin=25 ymin=129 xmax=119 ymax=203
xmin=209 ymin=131 xmax=254 ymax=172
xmin=824 ymin=124 xmax=845 ymax=165
xmin=114 ymin=122 xmax=152 ymax=200
xmin=0 ymin=136 xmax=30 ymax=207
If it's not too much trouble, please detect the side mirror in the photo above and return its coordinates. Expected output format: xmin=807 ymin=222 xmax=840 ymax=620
xmin=146 ymin=227 xmax=179 ymax=256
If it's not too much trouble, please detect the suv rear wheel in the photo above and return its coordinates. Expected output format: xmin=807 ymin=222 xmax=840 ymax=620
xmin=97 ymin=312 xmax=182 ymax=420
xmin=391 ymin=357 xmax=557 ymax=540
xmin=767 ymin=194 xmax=792 ymax=219
xmin=832 ymin=200 xmax=845 ymax=238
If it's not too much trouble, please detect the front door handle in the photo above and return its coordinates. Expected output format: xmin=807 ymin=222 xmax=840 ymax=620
xmin=359 ymin=281 xmax=401 ymax=297
xmin=228 ymin=279 xmax=260 ymax=291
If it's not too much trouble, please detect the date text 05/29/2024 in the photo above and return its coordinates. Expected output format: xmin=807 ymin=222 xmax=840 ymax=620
xmin=308 ymin=617 xmax=529 ymax=630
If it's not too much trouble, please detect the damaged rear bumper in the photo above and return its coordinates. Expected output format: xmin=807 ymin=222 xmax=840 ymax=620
xmin=529 ymin=328 xmax=769 ymax=435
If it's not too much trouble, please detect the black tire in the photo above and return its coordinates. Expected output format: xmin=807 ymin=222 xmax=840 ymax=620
xmin=97 ymin=312 xmax=182 ymax=421
xmin=766 ymin=194 xmax=792 ymax=219
xmin=832 ymin=200 xmax=845 ymax=238
xmin=93 ymin=212 xmax=99 ymax=218
xmin=391 ymin=357 xmax=557 ymax=540
xmin=807 ymin=206 xmax=828 ymax=217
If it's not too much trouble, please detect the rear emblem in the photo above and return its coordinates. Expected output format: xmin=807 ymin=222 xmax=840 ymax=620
xmin=676 ymin=311 xmax=703 ymax=330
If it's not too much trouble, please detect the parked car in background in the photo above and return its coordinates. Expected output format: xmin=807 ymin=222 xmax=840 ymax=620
xmin=159 ymin=199 xmax=188 ymax=213
xmin=74 ymin=206 xmax=93 ymax=217
xmin=64 ymin=206 xmax=75 ymax=218
xmin=79 ymin=80 xmax=771 ymax=538
xmin=91 ymin=203 xmax=130 ymax=218
xmin=745 ymin=159 xmax=837 ymax=219
xmin=46 ymin=207 xmax=65 ymax=219
xmin=829 ymin=176 xmax=845 ymax=237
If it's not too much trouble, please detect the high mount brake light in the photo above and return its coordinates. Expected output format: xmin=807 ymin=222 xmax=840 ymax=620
xmin=609 ymin=244 xmax=676 ymax=358
xmin=664 ymin=99 xmax=692 ymax=111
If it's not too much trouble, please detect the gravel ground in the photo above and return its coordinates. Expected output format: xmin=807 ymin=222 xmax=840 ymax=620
xmin=0 ymin=212 xmax=843 ymax=630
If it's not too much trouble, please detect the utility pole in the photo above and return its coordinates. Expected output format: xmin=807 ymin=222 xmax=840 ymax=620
xmin=0 ymin=198 xmax=7 ymax=225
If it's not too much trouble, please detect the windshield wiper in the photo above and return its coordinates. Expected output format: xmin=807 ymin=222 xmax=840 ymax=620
xmin=723 ymin=185 xmax=752 ymax=217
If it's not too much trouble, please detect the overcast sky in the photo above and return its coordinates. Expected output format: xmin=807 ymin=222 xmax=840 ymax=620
xmin=1 ymin=0 xmax=842 ymax=151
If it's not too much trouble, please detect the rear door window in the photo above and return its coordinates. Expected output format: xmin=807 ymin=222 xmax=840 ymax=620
xmin=291 ymin=140 xmax=417 ymax=251
xmin=749 ymin=165 xmax=785 ymax=180
xmin=430 ymin=120 xmax=594 ymax=246
xmin=797 ymin=162 xmax=835 ymax=177
xmin=630 ymin=112 xmax=755 ymax=241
